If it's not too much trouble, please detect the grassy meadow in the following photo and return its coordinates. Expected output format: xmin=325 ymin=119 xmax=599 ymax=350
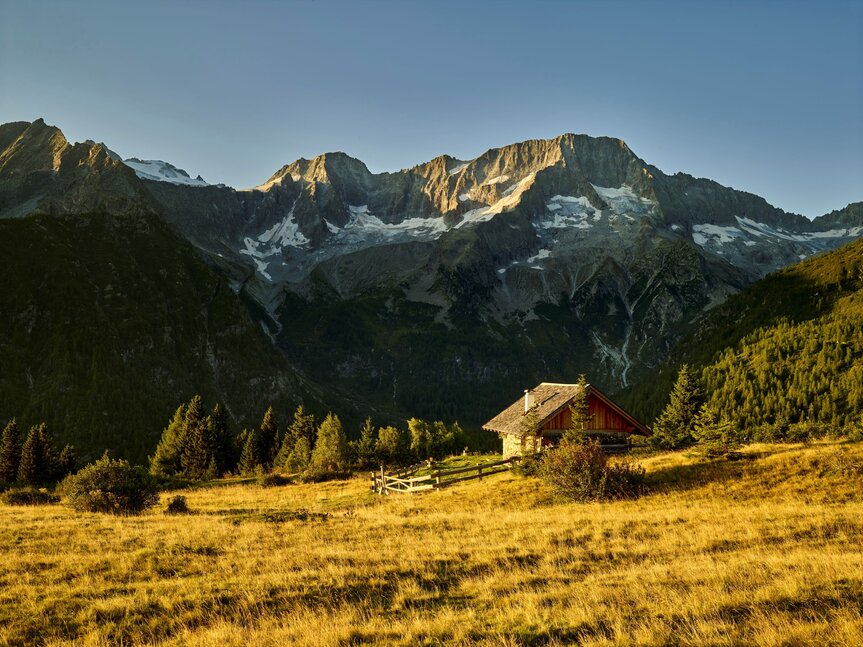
xmin=2 ymin=442 xmax=863 ymax=646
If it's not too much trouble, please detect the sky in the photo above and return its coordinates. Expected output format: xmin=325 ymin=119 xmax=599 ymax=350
xmin=1 ymin=0 xmax=861 ymax=218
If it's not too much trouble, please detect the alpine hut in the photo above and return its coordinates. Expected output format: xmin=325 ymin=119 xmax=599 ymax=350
xmin=482 ymin=382 xmax=651 ymax=457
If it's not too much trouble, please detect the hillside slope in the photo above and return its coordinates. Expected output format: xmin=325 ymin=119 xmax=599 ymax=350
xmin=0 ymin=211 xmax=309 ymax=463
xmin=625 ymin=237 xmax=863 ymax=427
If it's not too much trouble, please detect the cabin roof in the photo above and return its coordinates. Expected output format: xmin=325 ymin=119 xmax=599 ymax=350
xmin=481 ymin=382 xmax=651 ymax=437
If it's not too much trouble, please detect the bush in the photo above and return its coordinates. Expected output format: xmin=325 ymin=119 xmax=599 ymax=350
xmin=61 ymin=454 xmax=159 ymax=515
xmin=512 ymin=453 xmax=542 ymax=477
xmin=164 ymin=495 xmax=190 ymax=514
xmin=604 ymin=460 xmax=648 ymax=499
xmin=0 ymin=488 xmax=60 ymax=506
xmin=258 ymin=473 xmax=291 ymax=487
xmin=298 ymin=468 xmax=352 ymax=483
xmin=539 ymin=440 xmax=646 ymax=502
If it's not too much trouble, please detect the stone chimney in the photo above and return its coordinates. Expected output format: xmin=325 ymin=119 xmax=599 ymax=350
xmin=524 ymin=389 xmax=534 ymax=413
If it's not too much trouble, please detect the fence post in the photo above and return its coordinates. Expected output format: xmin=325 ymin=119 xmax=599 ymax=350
xmin=478 ymin=465 xmax=483 ymax=480
xmin=380 ymin=466 xmax=385 ymax=495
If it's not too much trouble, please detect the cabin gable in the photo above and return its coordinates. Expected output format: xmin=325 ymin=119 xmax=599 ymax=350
xmin=482 ymin=381 xmax=650 ymax=457
xmin=541 ymin=394 xmax=640 ymax=435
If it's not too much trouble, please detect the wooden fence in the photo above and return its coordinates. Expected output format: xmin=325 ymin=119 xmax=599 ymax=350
xmin=371 ymin=456 xmax=520 ymax=495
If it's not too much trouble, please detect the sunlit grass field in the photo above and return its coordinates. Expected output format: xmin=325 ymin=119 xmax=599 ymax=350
xmin=2 ymin=442 xmax=863 ymax=645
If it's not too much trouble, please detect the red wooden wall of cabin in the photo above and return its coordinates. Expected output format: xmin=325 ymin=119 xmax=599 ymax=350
xmin=541 ymin=395 xmax=636 ymax=434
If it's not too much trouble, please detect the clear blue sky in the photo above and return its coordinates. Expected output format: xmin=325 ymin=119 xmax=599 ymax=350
xmin=1 ymin=0 xmax=860 ymax=217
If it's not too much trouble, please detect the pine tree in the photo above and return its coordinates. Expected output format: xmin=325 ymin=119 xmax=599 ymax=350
xmin=205 ymin=455 xmax=219 ymax=481
xmin=519 ymin=409 xmax=542 ymax=456
xmin=650 ymin=365 xmax=703 ymax=449
xmin=275 ymin=405 xmax=316 ymax=471
xmin=17 ymin=423 xmax=52 ymax=485
xmin=0 ymin=418 xmax=21 ymax=483
xmin=564 ymin=375 xmax=592 ymax=444
xmin=350 ymin=417 xmax=377 ymax=469
xmin=693 ymin=405 xmax=739 ymax=457
xmin=182 ymin=413 xmax=215 ymax=481
xmin=184 ymin=395 xmax=205 ymax=437
xmin=238 ymin=428 xmax=261 ymax=476
xmin=208 ymin=403 xmax=233 ymax=474
xmin=309 ymin=413 xmax=349 ymax=473
xmin=56 ymin=444 xmax=77 ymax=478
xmin=285 ymin=436 xmax=312 ymax=473
xmin=150 ymin=404 xmax=188 ymax=477
xmin=258 ymin=406 xmax=279 ymax=469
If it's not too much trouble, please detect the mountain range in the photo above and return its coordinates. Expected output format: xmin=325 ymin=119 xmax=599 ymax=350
xmin=1 ymin=117 xmax=860 ymax=461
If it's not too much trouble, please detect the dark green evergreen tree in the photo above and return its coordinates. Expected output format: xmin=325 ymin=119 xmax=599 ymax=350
xmin=258 ymin=406 xmax=279 ymax=470
xmin=693 ymin=405 xmax=739 ymax=457
xmin=56 ymin=444 xmax=77 ymax=479
xmin=182 ymin=413 xmax=215 ymax=481
xmin=208 ymin=403 xmax=233 ymax=474
xmin=17 ymin=423 xmax=52 ymax=485
xmin=285 ymin=436 xmax=312 ymax=473
xmin=650 ymin=364 xmax=704 ymax=449
xmin=0 ymin=418 xmax=21 ymax=483
xmin=564 ymin=375 xmax=592 ymax=444
xmin=309 ymin=413 xmax=349 ymax=473
xmin=238 ymin=428 xmax=262 ymax=476
xmin=350 ymin=417 xmax=377 ymax=469
xmin=150 ymin=403 xmax=188 ymax=477
xmin=275 ymin=405 xmax=316 ymax=472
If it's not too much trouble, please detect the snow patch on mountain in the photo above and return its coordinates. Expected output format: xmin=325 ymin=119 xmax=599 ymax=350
xmin=592 ymin=184 xmax=656 ymax=216
xmin=449 ymin=161 xmax=468 ymax=176
xmin=537 ymin=195 xmax=596 ymax=230
xmin=692 ymin=216 xmax=863 ymax=255
xmin=258 ymin=207 xmax=309 ymax=248
xmin=502 ymin=173 xmax=535 ymax=196
xmin=526 ymin=249 xmax=552 ymax=267
xmin=124 ymin=158 xmax=209 ymax=186
xmin=338 ymin=205 xmax=448 ymax=242
xmin=483 ymin=174 xmax=510 ymax=186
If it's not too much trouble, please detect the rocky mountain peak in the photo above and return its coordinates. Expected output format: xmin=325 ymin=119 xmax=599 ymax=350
xmin=0 ymin=117 xmax=69 ymax=174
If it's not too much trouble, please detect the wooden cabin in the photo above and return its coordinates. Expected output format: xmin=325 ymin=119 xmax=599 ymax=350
xmin=482 ymin=382 xmax=651 ymax=457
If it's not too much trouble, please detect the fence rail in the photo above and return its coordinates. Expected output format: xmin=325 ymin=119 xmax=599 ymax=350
xmin=371 ymin=456 xmax=520 ymax=495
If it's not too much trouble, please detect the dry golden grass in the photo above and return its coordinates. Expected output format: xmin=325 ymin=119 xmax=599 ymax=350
xmin=2 ymin=442 xmax=863 ymax=646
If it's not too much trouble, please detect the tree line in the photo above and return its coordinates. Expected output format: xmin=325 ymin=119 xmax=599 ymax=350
xmin=0 ymin=419 xmax=77 ymax=487
xmin=650 ymin=364 xmax=863 ymax=454
xmin=149 ymin=395 xmax=469 ymax=481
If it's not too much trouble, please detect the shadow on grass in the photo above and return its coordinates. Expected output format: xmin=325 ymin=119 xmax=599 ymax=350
xmin=643 ymin=447 xmax=804 ymax=494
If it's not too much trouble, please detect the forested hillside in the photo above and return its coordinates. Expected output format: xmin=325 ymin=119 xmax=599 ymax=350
xmin=626 ymin=238 xmax=863 ymax=429
xmin=0 ymin=212 xmax=310 ymax=463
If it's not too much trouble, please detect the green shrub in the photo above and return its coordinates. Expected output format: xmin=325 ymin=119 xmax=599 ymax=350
xmin=164 ymin=495 xmax=190 ymax=514
xmin=258 ymin=473 xmax=291 ymax=487
xmin=512 ymin=453 xmax=542 ymax=477
xmin=0 ymin=488 xmax=60 ymax=506
xmin=539 ymin=440 xmax=646 ymax=502
xmin=61 ymin=454 xmax=159 ymax=515
xmin=298 ymin=468 xmax=352 ymax=483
